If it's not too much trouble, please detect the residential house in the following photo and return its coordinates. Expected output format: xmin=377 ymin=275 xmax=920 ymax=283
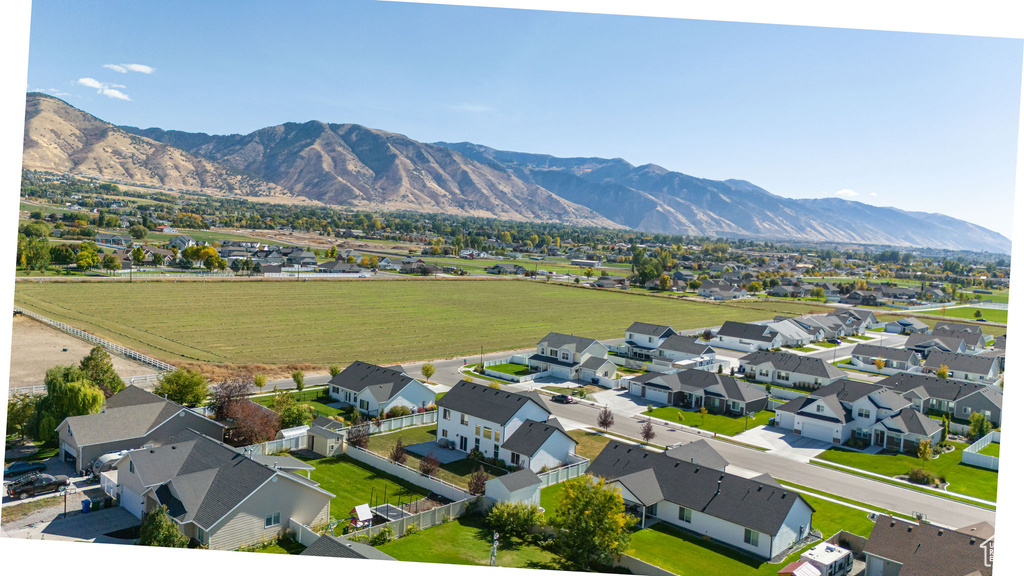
xmin=713 ymin=321 xmax=782 ymax=352
xmin=698 ymin=280 xmax=747 ymax=300
xmin=436 ymin=380 xmax=551 ymax=457
xmin=863 ymin=516 xmax=992 ymax=576
xmin=849 ymin=344 xmax=922 ymax=374
xmin=317 ymin=260 xmax=363 ymax=274
xmin=877 ymin=373 xmax=1002 ymax=427
xmin=884 ymin=317 xmax=930 ymax=335
xmin=624 ymin=322 xmax=677 ymax=361
xmin=655 ymin=334 xmax=716 ymax=365
xmin=112 ymin=429 xmax=332 ymax=550
xmin=922 ymin=350 xmax=1000 ymax=383
xmin=765 ymin=319 xmax=821 ymax=348
xmin=497 ymin=419 xmax=578 ymax=472
xmin=485 ymin=262 xmax=526 ymax=275
xmin=587 ymin=441 xmax=815 ymax=560
xmin=931 ymin=322 xmax=989 ymax=351
xmin=328 ymin=361 xmax=436 ymax=416
xmin=153 ymin=225 xmax=178 ymax=234
xmin=301 ymin=533 xmax=397 ymax=561
xmin=628 ymin=370 xmax=769 ymax=414
xmin=56 ymin=386 xmax=225 ymax=474
xmin=788 ymin=315 xmax=848 ymax=340
xmin=527 ymin=332 xmax=613 ymax=381
xmin=869 ymin=407 xmax=943 ymax=453
xmin=839 ymin=290 xmax=882 ymax=306
xmin=773 ymin=380 xmax=912 ymax=447
xmin=663 ymin=439 xmax=728 ymax=471
xmin=903 ymin=333 xmax=967 ymax=358
xmin=287 ymin=251 xmax=318 ymax=267
xmin=167 ymin=235 xmax=196 ymax=252
xmin=672 ymin=270 xmax=695 ymax=283
xmin=826 ymin=309 xmax=881 ymax=334
xmin=94 ymin=232 xmax=133 ymax=249
xmin=738 ymin=350 xmax=847 ymax=389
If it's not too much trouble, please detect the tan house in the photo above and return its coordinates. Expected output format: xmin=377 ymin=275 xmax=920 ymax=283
xmin=56 ymin=386 xmax=225 ymax=474
xmin=111 ymin=429 xmax=333 ymax=550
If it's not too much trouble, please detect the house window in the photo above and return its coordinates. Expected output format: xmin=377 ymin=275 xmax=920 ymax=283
xmin=963 ymin=407 xmax=972 ymax=415
xmin=777 ymin=372 xmax=789 ymax=382
xmin=744 ymin=529 xmax=759 ymax=547
xmin=475 ymin=438 xmax=481 ymax=451
xmin=561 ymin=352 xmax=569 ymax=361
xmin=265 ymin=512 xmax=281 ymax=528
xmin=359 ymin=399 xmax=369 ymax=411
xmin=196 ymin=527 xmax=206 ymax=544
xmin=510 ymin=453 xmax=521 ymax=466
xmin=678 ymin=507 xmax=692 ymax=523
xmin=816 ymin=405 xmax=824 ymax=413
xmin=858 ymin=408 xmax=870 ymax=419
xmin=442 ymin=429 xmax=448 ymax=438
xmin=442 ymin=409 xmax=451 ymax=420
xmin=129 ymin=460 xmax=134 ymax=474
xmin=494 ymin=431 xmax=500 ymax=443
xmin=476 ymin=425 xmax=481 ymax=436
xmin=483 ymin=427 xmax=492 ymax=440
xmin=461 ymin=414 xmax=469 ymax=426
xmin=549 ymin=349 xmax=557 ymax=358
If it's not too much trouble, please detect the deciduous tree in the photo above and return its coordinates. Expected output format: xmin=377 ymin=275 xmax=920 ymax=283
xmin=468 ymin=465 xmax=489 ymax=495
xmin=419 ymin=451 xmax=440 ymax=477
xmin=227 ymin=400 xmax=280 ymax=445
xmin=390 ymin=438 xmax=407 ymax=465
xmin=79 ymin=346 xmax=125 ymax=397
xmin=640 ymin=419 xmax=656 ymax=444
xmin=139 ymin=505 xmax=189 ymax=548
xmin=209 ymin=379 xmax=253 ymax=421
xmin=597 ymin=407 xmax=615 ymax=431
xmin=421 ymin=363 xmax=435 ymax=382
xmin=292 ymin=370 xmax=305 ymax=392
xmin=549 ymin=476 xmax=635 ymax=571
xmin=154 ymin=368 xmax=209 ymax=407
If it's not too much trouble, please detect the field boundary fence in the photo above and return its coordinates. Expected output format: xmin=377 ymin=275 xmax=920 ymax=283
xmin=14 ymin=306 xmax=176 ymax=372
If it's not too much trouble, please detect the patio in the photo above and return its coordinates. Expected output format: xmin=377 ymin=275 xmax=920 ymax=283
xmin=404 ymin=441 xmax=467 ymax=464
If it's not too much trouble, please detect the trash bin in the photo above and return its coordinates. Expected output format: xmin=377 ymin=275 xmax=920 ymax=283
xmin=81 ymin=499 xmax=91 ymax=514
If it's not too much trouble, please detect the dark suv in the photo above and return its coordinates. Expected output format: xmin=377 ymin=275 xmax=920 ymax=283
xmin=5 ymin=473 xmax=69 ymax=499
xmin=3 ymin=461 xmax=47 ymax=481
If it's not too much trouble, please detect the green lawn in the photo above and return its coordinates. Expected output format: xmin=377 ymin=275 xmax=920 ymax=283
xmin=364 ymin=425 xmax=508 ymax=488
xmin=250 ymin=538 xmax=307 ymax=555
xmin=814 ymin=341 xmax=839 ymax=348
xmin=485 ymin=363 xmax=535 ymax=376
xmin=4 ymin=440 xmax=60 ymax=462
xmin=300 ymin=454 xmax=431 ymax=521
xmin=979 ymin=442 xmax=1000 ymax=458
xmin=875 ymin=314 xmax=1007 ymax=337
xmin=916 ymin=306 xmax=1008 ymax=323
xmin=784 ymin=345 xmax=818 ymax=352
xmin=647 ymin=407 xmax=774 ymax=436
xmin=377 ymin=514 xmax=559 ymax=569
xmin=815 ymin=442 xmax=998 ymax=501
xmin=14 ymin=281 xmax=826 ymax=367
xmin=250 ymin=388 xmax=344 ymax=419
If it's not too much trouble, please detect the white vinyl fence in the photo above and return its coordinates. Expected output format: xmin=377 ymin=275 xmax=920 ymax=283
xmin=615 ymin=554 xmax=680 ymax=576
xmin=536 ymin=454 xmax=590 ymax=487
xmin=962 ymin=430 xmax=1000 ymax=471
xmin=343 ymin=497 xmax=476 ymax=541
xmin=289 ymin=518 xmax=323 ymax=547
xmin=346 ymin=445 xmax=470 ymax=502
xmin=14 ymin=306 xmax=175 ymax=372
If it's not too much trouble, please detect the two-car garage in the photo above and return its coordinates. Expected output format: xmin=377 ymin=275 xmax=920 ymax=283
xmin=798 ymin=421 xmax=840 ymax=444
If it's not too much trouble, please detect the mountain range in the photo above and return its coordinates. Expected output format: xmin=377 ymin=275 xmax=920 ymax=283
xmin=21 ymin=92 xmax=1010 ymax=253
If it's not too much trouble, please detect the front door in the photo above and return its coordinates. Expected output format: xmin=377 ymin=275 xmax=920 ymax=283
xmin=641 ymin=386 xmax=646 ymax=398
xmin=874 ymin=430 xmax=885 ymax=446
xmin=459 ymin=436 xmax=468 ymax=451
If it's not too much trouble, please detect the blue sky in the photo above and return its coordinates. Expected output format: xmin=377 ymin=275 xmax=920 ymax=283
xmin=24 ymin=0 xmax=1023 ymax=238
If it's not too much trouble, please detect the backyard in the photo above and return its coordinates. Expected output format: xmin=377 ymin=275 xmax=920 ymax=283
xmin=978 ymin=442 xmax=1000 ymax=458
xmin=363 ymin=425 xmax=509 ymax=488
xmin=13 ymin=281 xmax=826 ymax=367
xmin=814 ymin=441 xmax=998 ymax=502
xmin=376 ymin=513 xmax=559 ymax=569
xmin=647 ymin=407 xmax=774 ymax=436
xmin=299 ymin=454 xmax=431 ymax=521
xmin=249 ymin=387 xmax=345 ymax=419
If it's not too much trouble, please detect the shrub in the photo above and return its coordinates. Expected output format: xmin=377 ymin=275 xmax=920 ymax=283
xmin=907 ymin=468 xmax=936 ymax=485
xmin=404 ymin=523 xmax=420 ymax=536
xmin=369 ymin=525 xmax=393 ymax=546
xmin=386 ymin=405 xmax=412 ymax=419
xmin=487 ymin=502 xmax=544 ymax=541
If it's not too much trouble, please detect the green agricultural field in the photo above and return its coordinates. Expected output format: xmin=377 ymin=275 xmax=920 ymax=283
xmin=874 ymin=314 xmax=1007 ymax=336
xmin=13 ymin=280 xmax=821 ymax=366
xmin=915 ymin=306 xmax=1008 ymax=323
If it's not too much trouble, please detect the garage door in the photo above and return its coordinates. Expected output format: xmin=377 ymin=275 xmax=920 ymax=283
xmin=643 ymin=387 xmax=669 ymax=405
xmin=800 ymin=422 xmax=836 ymax=443
xmin=121 ymin=485 xmax=146 ymax=519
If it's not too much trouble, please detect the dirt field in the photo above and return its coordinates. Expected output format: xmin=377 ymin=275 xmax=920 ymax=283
xmin=8 ymin=315 xmax=158 ymax=390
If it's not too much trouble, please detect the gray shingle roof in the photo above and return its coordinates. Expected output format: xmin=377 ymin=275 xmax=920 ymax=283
xmin=877 ymin=373 xmax=1001 ymax=407
xmin=580 ymin=356 xmax=613 ymax=371
xmin=536 ymin=332 xmax=604 ymax=353
xmin=500 ymin=419 xmax=575 ymax=457
xmin=588 ymin=441 xmax=811 ymax=536
xmin=301 ymin=534 xmax=397 ymax=560
xmin=632 ymin=370 xmax=767 ymax=404
xmin=437 ymin=381 xmax=549 ymax=425
xmin=875 ymin=408 xmax=942 ymax=437
xmin=717 ymin=321 xmax=775 ymax=342
xmin=131 ymin=429 xmax=285 ymax=529
xmin=65 ymin=386 xmax=188 ymax=447
xmin=658 ymin=334 xmax=714 ymax=356
xmin=329 ymin=361 xmax=420 ymax=403
xmin=664 ymin=439 xmax=728 ymax=470
xmin=865 ymin=516 xmax=992 ymax=576
xmin=851 ymin=343 xmax=919 ymax=363
xmin=627 ymin=322 xmax=676 ymax=339
xmin=493 ymin=468 xmax=543 ymax=493
xmin=905 ymin=333 xmax=965 ymax=353
xmin=740 ymin=350 xmax=846 ymax=380
xmin=923 ymin=350 xmax=998 ymax=376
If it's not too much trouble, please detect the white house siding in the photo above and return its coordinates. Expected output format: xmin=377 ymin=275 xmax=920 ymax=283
xmin=865 ymin=554 xmax=903 ymax=576
xmin=500 ymin=433 xmax=576 ymax=472
xmin=504 ymin=405 xmax=554 ymax=441
xmin=628 ymin=381 xmax=670 ymax=405
xmin=775 ymin=411 xmax=796 ymax=430
xmin=207 ymin=475 xmax=331 ymax=551
xmin=484 ymin=481 xmax=541 ymax=507
xmin=770 ymin=498 xmax=814 ymax=558
xmin=651 ymin=500 xmax=773 ymax=559
xmin=713 ymin=337 xmax=765 ymax=353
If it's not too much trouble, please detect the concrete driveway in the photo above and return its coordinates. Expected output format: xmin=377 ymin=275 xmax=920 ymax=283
xmin=732 ymin=426 xmax=833 ymax=462
xmin=4 ymin=506 xmax=139 ymax=542
xmin=589 ymin=388 xmax=652 ymax=417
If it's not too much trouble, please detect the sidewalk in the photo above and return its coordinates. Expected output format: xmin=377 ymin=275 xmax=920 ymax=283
xmin=809 ymin=458 xmax=997 ymax=507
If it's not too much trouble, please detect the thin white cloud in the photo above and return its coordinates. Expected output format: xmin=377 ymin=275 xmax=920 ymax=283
xmin=104 ymin=63 xmax=155 ymax=74
xmin=77 ymin=77 xmax=131 ymax=101
xmin=833 ymin=188 xmax=858 ymax=198
xmin=32 ymin=87 xmax=70 ymax=97
xmin=869 ymin=192 xmax=878 ymax=197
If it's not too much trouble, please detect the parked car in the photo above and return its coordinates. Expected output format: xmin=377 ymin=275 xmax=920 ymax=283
xmin=830 ymin=338 xmax=842 ymax=345
xmin=551 ymin=394 xmax=574 ymax=404
xmin=3 ymin=461 xmax=46 ymax=481
xmin=5 ymin=473 xmax=70 ymax=499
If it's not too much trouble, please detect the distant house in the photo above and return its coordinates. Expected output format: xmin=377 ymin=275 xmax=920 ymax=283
xmin=94 ymin=232 xmax=133 ymax=249
xmin=56 ymin=386 xmax=225 ymax=474
xmin=931 ymin=322 xmax=989 ymax=351
xmin=112 ymin=429 xmax=332 ymax=550
xmin=826 ymin=308 xmax=881 ymax=334
xmin=698 ymin=279 xmax=747 ymax=300
xmin=485 ymin=263 xmax=526 ymax=275
xmin=738 ymin=350 xmax=846 ymax=389
xmin=884 ymin=317 xmax=929 ymax=335
xmin=167 ymin=235 xmax=196 ymax=252
xmin=849 ymin=344 xmax=922 ymax=374
xmin=713 ymin=321 xmax=782 ymax=353
xmin=528 ymin=332 xmax=613 ymax=381
xmin=317 ymin=260 xmax=363 ymax=274
xmin=328 ymin=361 xmax=436 ymax=416
xmin=587 ymin=441 xmax=814 ymax=560
xmin=864 ymin=516 xmax=992 ymax=576
xmin=877 ymin=373 xmax=1002 ymax=427
xmin=624 ymin=322 xmax=677 ymax=360
xmin=628 ymin=370 xmax=768 ymax=414
xmin=839 ymin=290 xmax=882 ymax=306
xmin=154 ymin=225 xmax=178 ymax=234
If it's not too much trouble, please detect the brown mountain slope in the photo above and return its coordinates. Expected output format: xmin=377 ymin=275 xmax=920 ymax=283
xmin=22 ymin=93 xmax=300 ymax=200
xmin=127 ymin=120 xmax=623 ymax=227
